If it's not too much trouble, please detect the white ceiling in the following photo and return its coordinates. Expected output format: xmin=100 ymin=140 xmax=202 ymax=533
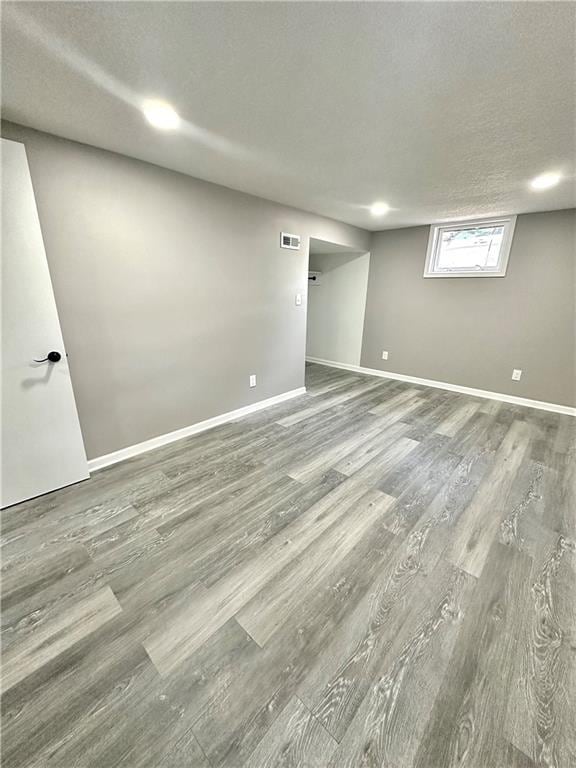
xmin=2 ymin=2 xmax=575 ymax=230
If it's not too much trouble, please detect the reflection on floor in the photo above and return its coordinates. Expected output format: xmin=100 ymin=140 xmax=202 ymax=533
xmin=2 ymin=363 xmax=574 ymax=767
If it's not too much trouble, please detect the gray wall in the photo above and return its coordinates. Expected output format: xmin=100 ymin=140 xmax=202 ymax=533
xmin=3 ymin=121 xmax=573 ymax=466
xmin=306 ymin=251 xmax=370 ymax=366
xmin=1 ymin=122 xmax=370 ymax=459
xmin=361 ymin=209 xmax=576 ymax=407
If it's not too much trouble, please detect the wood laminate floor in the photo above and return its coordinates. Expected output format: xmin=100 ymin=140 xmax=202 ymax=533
xmin=2 ymin=363 xmax=575 ymax=768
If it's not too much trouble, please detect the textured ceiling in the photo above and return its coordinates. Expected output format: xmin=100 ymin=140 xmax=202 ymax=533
xmin=2 ymin=2 xmax=575 ymax=230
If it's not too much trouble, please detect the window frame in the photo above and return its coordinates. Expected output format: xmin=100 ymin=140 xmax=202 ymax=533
xmin=423 ymin=215 xmax=517 ymax=278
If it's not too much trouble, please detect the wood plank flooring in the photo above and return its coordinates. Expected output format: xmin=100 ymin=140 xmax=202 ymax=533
xmin=2 ymin=363 xmax=575 ymax=768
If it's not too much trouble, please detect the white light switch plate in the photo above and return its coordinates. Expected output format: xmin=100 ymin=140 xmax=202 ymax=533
xmin=249 ymin=374 xmax=257 ymax=388
xmin=512 ymin=369 xmax=522 ymax=381
xmin=381 ymin=350 xmax=389 ymax=360
xmin=295 ymin=293 xmax=302 ymax=306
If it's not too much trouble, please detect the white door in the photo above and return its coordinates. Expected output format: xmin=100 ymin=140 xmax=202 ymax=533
xmin=1 ymin=138 xmax=89 ymax=508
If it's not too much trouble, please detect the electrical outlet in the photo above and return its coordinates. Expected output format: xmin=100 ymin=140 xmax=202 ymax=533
xmin=381 ymin=350 xmax=389 ymax=360
xmin=512 ymin=369 xmax=522 ymax=381
xmin=249 ymin=374 xmax=257 ymax=388
xmin=295 ymin=293 xmax=302 ymax=306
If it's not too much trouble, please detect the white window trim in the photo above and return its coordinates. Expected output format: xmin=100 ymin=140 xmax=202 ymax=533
xmin=423 ymin=215 xmax=517 ymax=278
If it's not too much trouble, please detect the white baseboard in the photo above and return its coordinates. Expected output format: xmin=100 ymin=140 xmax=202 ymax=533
xmin=306 ymin=357 xmax=576 ymax=417
xmin=88 ymin=386 xmax=307 ymax=472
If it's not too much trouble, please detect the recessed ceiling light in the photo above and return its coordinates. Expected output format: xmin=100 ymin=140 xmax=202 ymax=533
xmin=142 ymin=100 xmax=180 ymax=130
xmin=530 ymin=172 xmax=562 ymax=190
xmin=370 ymin=202 xmax=390 ymax=216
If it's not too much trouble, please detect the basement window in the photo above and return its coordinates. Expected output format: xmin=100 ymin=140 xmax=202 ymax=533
xmin=423 ymin=216 xmax=517 ymax=278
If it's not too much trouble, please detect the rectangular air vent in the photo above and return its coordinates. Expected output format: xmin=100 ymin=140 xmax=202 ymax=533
xmin=280 ymin=232 xmax=301 ymax=250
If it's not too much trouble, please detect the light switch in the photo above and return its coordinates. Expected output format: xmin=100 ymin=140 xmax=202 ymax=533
xmin=295 ymin=293 xmax=302 ymax=306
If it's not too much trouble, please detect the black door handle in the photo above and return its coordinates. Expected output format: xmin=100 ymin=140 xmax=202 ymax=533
xmin=34 ymin=351 xmax=62 ymax=363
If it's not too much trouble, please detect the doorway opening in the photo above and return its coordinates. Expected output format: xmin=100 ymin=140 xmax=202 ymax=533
xmin=305 ymin=237 xmax=370 ymax=368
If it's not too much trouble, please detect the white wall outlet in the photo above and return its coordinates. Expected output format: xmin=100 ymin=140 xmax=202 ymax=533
xmin=381 ymin=350 xmax=389 ymax=360
xmin=249 ymin=374 xmax=257 ymax=388
xmin=512 ymin=369 xmax=522 ymax=381
xmin=295 ymin=293 xmax=302 ymax=306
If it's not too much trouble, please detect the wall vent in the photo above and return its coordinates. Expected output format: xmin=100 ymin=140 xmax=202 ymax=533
xmin=280 ymin=232 xmax=301 ymax=250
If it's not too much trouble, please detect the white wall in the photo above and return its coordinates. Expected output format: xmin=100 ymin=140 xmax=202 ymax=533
xmin=306 ymin=252 xmax=370 ymax=366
